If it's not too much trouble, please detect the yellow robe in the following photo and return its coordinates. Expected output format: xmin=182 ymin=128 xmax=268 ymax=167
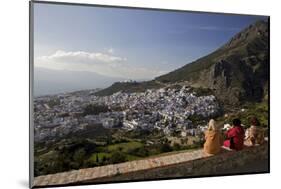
xmin=204 ymin=130 xmax=223 ymax=155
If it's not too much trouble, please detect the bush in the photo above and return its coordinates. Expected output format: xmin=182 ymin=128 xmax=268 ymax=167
xmin=127 ymin=147 xmax=149 ymax=157
xmin=160 ymin=143 xmax=172 ymax=153
xmin=173 ymin=143 xmax=181 ymax=151
xmin=109 ymin=151 xmax=127 ymax=164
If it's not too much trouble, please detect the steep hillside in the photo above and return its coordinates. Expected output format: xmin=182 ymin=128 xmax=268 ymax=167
xmin=95 ymin=80 xmax=164 ymax=96
xmin=97 ymin=20 xmax=269 ymax=105
xmin=157 ymin=20 xmax=269 ymax=104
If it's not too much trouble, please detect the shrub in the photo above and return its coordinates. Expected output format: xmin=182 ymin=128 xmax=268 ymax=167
xmin=160 ymin=143 xmax=172 ymax=153
xmin=109 ymin=151 xmax=127 ymax=164
xmin=173 ymin=143 xmax=181 ymax=151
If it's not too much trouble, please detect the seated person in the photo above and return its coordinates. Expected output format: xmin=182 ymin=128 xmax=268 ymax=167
xmin=204 ymin=119 xmax=223 ymax=155
xmin=223 ymin=119 xmax=245 ymax=151
xmin=245 ymin=117 xmax=265 ymax=146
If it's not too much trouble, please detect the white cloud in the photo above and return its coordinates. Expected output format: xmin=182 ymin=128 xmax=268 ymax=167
xmin=38 ymin=50 xmax=126 ymax=64
xmin=35 ymin=50 xmax=168 ymax=80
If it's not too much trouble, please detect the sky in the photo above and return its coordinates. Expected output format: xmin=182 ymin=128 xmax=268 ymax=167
xmin=33 ymin=2 xmax=266 ymax=95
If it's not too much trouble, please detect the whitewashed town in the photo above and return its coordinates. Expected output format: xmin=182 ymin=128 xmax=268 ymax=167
xmin=34 ymin=86 xmax=221 ymax=142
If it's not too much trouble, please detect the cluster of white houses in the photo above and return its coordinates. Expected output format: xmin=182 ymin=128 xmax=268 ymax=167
xmin=34 ymin=86 xmax=220 ymax=142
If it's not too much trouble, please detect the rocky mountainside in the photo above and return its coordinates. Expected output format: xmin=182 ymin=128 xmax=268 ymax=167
xmin=97 ymin=20 xmax=269 ymax=105
xmin=156 ymin=20 xmax=269 ymax=105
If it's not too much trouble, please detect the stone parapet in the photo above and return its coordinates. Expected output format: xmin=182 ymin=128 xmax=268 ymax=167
xmin=33 ymin=142 xmax=268 ymax=188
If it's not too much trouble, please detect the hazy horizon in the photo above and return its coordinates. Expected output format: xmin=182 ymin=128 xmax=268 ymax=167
xmin=33 ymin=3 xmax=266 ymax=96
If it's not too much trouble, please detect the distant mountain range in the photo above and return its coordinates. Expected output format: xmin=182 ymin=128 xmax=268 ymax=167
xmin=96 ymin=20 xmax=269 ymax=105
xmin=34 ymin=67 xmax=124 ymax=96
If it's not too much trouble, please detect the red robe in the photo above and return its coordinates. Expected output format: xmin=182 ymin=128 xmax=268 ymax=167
xmin=224 ymin=126 xmax=245 ymax=151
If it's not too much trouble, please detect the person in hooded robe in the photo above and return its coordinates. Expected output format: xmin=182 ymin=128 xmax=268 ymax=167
xmin=204 ymin=119 xmax=223 ymax=155
xmin=245 ymin=117 xmax=265 ymax=146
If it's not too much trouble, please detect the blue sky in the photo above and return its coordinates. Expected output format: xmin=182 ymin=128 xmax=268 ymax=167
xmin=34 ymin=2 xmax=266 ymax=80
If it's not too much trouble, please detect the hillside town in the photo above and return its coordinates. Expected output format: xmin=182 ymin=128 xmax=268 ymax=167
xmin=34 ymin=86 xmax=221 ymax=142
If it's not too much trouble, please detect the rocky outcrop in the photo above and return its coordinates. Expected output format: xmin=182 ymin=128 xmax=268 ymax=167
xmin=209 ymin=60 xmax=231 ymax=89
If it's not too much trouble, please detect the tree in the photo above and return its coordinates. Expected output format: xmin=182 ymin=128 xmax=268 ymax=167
xmin=73 ymin=148 xmax=86 ymax=165
xmin=102 ymin=156 xmax=107 ymax=163
xmin=96 ymin=153 xmax=99 ymax=163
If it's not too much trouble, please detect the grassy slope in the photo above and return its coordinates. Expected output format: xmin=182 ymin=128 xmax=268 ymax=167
xmin=95 ymin=80 xmax=164 ymax=96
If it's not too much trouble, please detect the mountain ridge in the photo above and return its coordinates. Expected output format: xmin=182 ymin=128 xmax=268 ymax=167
xmin=96 ymin=19 xmax=269 ymax=105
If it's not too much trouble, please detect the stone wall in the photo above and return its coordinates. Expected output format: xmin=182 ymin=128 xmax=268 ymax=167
xmin=33 ymin=143 xmax=268 ymax=188
xmin=85 ymin=143 xmax=268 ymax=184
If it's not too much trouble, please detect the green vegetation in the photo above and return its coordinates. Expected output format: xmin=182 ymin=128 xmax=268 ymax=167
xmin=34 ymin=128 xmax=203 ymax=177
xmin=95 ymin=80 xmax=164 ymax=96
xmin=240 ymin=102 xmax=269 ymax=128
xmin=107 ymin=141 xmax=143 ymax=152
xmin=222 ymin=102 xmax=269 ymax=128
